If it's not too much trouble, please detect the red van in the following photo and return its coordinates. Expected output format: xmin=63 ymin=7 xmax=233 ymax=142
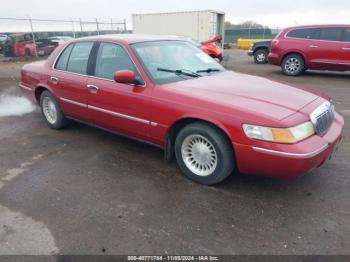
xmin=268 ymin=25 xmax=350 ymax=76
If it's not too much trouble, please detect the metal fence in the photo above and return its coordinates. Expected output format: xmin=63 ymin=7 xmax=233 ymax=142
xmin=0 ymin=17 xmax=128 ymax=38
xmin=225 ymin=27 xmax=282 ymax=43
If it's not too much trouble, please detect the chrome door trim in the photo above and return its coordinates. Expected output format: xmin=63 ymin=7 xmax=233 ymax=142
xmin=88 ymin=105 xmax=151 ymax=125
xmin=60 ymin=97 xmax=87 ymax=108
xmin=60 ymin=97 xmax=158 ymax=126
xmin=252 ymin=144 xmax=329 ymax=159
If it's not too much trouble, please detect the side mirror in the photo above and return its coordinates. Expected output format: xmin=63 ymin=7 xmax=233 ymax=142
xmin=114 ymin=70 xmax=136 ymax=84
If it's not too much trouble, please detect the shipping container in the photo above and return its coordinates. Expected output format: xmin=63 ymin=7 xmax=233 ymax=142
xmin=132 ymin=10 xmax=225 ymax=43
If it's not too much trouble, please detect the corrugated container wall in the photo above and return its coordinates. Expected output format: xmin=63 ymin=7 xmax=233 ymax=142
xmin=132 ymin=10 xmax=225 ymax=42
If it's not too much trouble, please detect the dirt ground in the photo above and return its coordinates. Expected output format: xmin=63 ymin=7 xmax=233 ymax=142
xmin=0 ymin=50 xmax=349 ymax=255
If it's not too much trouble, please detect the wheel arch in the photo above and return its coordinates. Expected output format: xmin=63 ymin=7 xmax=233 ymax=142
xmin=34 ymin=84 xmax=55 ymax=104
xmin=164 ymin=117 xmax=234 ymax=161
xmin=253 ymin=46 xmax=269 ymax=55
xmin=280 ymin=51 xmax=306 ymax=66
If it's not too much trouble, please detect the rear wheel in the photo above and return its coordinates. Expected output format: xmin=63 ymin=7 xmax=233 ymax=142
xmin=40 ymin=91 xmax=69 ymax=129
xmin=175 ymin=122 xmax=235 ymax=185
xmin=254 ymin=49 xmax=268 ymax=64
xmin=281 ymin=54 xmax=305 ymax=76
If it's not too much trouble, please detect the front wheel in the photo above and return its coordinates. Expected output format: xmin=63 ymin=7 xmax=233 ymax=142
xmin=40 ymin=90 xmax=69 ymax=129
xmin=254 ymin=49 xmax=268 ymax=64
xmin=175 ymin=122 xmax=235 ymax=185
xmin=281 ymin=54 xmax=305 ymax=76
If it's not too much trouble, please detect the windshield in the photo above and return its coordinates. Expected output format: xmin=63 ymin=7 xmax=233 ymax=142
xmin=131 ymin=41 xmax=224 ymax=85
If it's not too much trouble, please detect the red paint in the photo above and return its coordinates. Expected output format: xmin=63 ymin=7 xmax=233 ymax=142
xmin=200 ymin=36 xmax=223 ymax=61
xmin=269 ymin=24 xmax=350 ymax=71
xmin=114 ymin=70 xmax=136 ymax=84
xmin=19 ymin=35 xmax=344 ymax=179
xmin=6 ymin=33 xmax=56 ymax=57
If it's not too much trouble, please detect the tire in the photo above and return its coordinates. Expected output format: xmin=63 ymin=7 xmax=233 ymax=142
xmin=40 ymin=90 xmax=69 ymax=129
xmin=281 ymin=54 xmax=305 ymax=76
xmin=254 ymin=49 xmax=268 ymax=64
xmin=25 ymin=48 xmax=31 ymax=57
xmin=175 ymin=122 xmax=235 ymax=185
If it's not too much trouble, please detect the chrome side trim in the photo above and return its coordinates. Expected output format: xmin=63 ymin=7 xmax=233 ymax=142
xmin=19 ymin=83 xmax=32 ymax=91
xmin=88 ymin=105 xmax=150 ymax=125
xmin=252 ymin=144 xmax=329 ymax=158
xmin=60 ymin=97 xmax=87 ymax=108
xmin=60 ymin=97 xmax=159 ymax=126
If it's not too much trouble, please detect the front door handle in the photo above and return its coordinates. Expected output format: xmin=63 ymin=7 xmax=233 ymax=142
xmin=50 ymin=76 xmax=59 ymax=83
xmin=309 ymin=45 xmax=319 ymax=48
xmin=87 ymin=84 xmax=99 ymax=92
xmin=342 ymin=47 xmax=350 ymax=50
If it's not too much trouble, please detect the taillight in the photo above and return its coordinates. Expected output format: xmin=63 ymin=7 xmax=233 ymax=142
xmin=272 ymin=39 xmax=279 ymax=46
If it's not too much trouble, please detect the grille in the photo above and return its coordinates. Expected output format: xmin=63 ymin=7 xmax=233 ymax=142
xmin=310 ymin=102 xmax=335 ymax=135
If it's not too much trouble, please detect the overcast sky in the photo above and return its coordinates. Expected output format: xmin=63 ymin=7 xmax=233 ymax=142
xmin=0 ymin=0 xmax=349 ymax=30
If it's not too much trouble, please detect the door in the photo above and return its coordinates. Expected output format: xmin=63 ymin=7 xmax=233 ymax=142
xmin=307 ymin=27 xmax=344 ymax=70
xmin=339 ymin=27 xmax=350 ymax=70
xmin=86 ymin=42 xmax=152 ymax=141
xmin=50 ymin=41 xmax=94 ymax=122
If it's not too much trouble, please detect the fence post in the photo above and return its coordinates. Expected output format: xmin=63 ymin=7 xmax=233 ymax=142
xmin=96 ymin=18 xmax=100 ymax=35
xmin=262 ymin=26 xmax=266 ymax=39
xmin=79 ymin=18 xmax=83 ymax=32
xmin=28 ymin=17 xmax=38 ymax=57
xmin=110 ymin=18 xmax=113 ymax=32
xmin=123 ymin=19 xmax=127 ymax=32
xmin=71 ymin=19 xmax=76 ymax=38
xmin=248 ymin=25 xmax=251 ymax=39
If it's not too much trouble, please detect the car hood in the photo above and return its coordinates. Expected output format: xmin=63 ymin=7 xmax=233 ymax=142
xmin=158 ymin=71 xmax=319 ymax=122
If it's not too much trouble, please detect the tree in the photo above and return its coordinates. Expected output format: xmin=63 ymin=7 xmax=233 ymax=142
xmin=225 ymin=20 xmax=265 ymax=29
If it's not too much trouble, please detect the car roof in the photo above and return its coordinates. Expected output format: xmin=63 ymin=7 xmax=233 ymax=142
xmin=71 ymin=34 xmax=186 ymax=44
xmin=283 ymin=24 xmax=350 ymax=31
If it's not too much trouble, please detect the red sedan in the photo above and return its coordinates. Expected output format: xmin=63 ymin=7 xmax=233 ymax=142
xmin=19 ymin=35 xmax=344 ymax=185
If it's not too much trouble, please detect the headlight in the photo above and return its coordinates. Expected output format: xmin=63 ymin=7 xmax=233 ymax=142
xmin=242 ymin=122 xmax=315 ymax=144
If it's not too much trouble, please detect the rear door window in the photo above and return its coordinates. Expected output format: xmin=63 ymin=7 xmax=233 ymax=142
xmin=319 ymin=28 xmax=343 ymax=42
xmin=286 ymin=28 xmax=318 ymax=39
xmin=55 ymin=44 xmax=74 ymax=71
xmin=343 ymin=28 xmax=350 ymax=42
xmin=66 ymin=42 xmax=94 ymax=74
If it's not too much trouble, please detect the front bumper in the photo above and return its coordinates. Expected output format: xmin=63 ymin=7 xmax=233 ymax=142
xmin=234 ymin=113 xmax=344 ymax=179
xmin=247 ymin=50 xmax=254 ymax=56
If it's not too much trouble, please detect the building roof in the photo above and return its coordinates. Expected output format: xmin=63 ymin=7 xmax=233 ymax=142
xmin=132 ymin=9 xmax=225 ymax=16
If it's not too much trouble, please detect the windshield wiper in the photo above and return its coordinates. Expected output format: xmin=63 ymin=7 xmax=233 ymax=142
xmin=157 ymin=68 xmax=201 ymax=78
xmin=196 ymin=68 xmax=221 ymax=73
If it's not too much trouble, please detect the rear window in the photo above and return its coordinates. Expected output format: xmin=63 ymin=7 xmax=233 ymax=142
xmin=319 ymin=28 xmax=343 ymax=42
xmin=286 ymin=28 xmax=319 ymax=39
xmin=342 ymin=28 xmax=350 ymax=42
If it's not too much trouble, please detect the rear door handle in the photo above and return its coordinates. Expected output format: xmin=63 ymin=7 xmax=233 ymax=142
xmin=87 ymin=84 xmax=99 ymax=92
xmin=50 ymin=76 xmax=59 ymax=83
xmin=309 ymin=45 xmax=319 ymax=48
xmin=342 ymin=47 xmax=350 ymax=50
